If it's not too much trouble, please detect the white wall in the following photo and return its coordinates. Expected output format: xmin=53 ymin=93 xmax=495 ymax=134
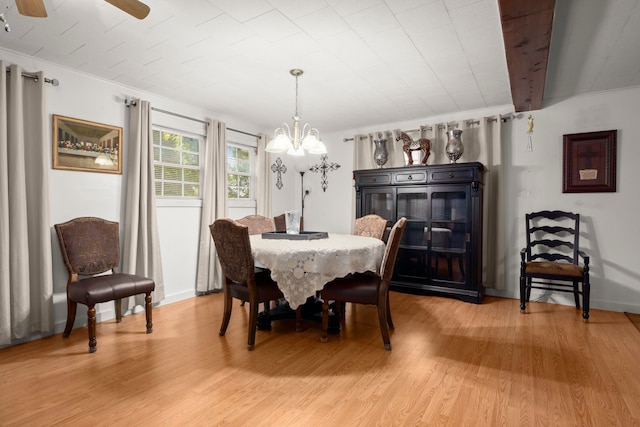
xmin=499 ymin=88 xmax=640 ymax=312
xmin=291 ymin=89 xmax=640 ymax=313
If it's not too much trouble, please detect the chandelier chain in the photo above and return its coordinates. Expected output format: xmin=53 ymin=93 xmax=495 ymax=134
xmin=295 ymin=74 xmax=299 ymax=117
xmin=265 ymin=68 xmax=327 ymax=156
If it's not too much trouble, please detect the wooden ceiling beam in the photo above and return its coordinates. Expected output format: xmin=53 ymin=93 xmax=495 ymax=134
xmin=498 ymin=0 xmax=555 ymax=112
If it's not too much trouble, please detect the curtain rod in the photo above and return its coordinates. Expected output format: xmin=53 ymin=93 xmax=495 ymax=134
xmin=124 ymin=99 xmax=258 ymax=138
xmin=5 ymin=67 xmax=59 ymax=86
xmin=342 ymin=116 xmax=513 ymax=142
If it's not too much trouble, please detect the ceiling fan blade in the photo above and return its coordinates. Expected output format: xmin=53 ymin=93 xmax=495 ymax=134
xmin=15 ymin=0 xmax=48 ymax=17
xmin=104 ymin=0 xmax=150 ymax=20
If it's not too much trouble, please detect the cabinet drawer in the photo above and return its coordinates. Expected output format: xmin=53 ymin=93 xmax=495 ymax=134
xmin=430 ymin=167 xmax=475 ymax=183
xmin=394 ymin=171 xmax=427 ymax=184
xmin=356 ymin=173 xmax=391 ymax=185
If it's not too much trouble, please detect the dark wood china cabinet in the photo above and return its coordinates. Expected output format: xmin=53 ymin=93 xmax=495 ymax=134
xmin=354 ymin=162 xmax=485 ymax=303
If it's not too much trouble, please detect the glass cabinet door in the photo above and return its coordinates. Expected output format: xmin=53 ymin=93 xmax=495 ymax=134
xmin=429 ymin=187 xmax=468 ymax=285
xmin=394 ymin=188 xmax=428 ymax=284
xmin=361 ymin=187 xmax=394 ymax=221
xmin=397 ymin=187 xmax=428 ymax=246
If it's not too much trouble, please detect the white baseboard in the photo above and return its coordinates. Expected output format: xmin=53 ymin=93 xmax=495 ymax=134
xmin=485 ymin=288 xmax=640 ymax=313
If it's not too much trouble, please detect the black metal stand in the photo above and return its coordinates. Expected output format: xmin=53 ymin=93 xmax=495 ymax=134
xmin=300 ymin=171 xmax=306 ymax=218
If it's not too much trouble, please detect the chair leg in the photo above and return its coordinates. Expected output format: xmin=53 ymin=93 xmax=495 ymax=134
xmin=247 ymin=301 xmax=259 ymax=351
xmin=219 ymin=291 xmax=233 ymax=336
xmin=87 ymin=305 xmax=97 ymax=353
xmin=334 ymin=301 xmax=345 ymax=321
xmin=582 ymin=280 xmax=590 ymax=321
xmin=519 ymin=274 xmax=526 ymax=311
xmin=386 ymin=292 xmax=394 ymax=330
xmin=320 ymin=300 xmax=329 ymax=343
xmin=526 ymin=278 xmax=532 ymax=302
xmin=572 ymin=280 xmax=580 ymax=309
xmin=145 ymin=293 xmax=153 ymax=333
xmin=378 ymin=299 xmax=392 ymax=351
xmin=63 ymin=299 xmax=77 ymax=337
xmin=115 ymin=298 xmax=123 ymax=322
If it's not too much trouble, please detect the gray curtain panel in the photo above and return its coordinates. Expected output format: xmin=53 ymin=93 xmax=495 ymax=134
xmin=123 ymin=100 xmax=165 ymax=307
xmin=256 ymin=133 xmax=272 ymax=217
xmin=195 ymin=119 xmax=228 ymax=293
xmin=0 ymin=62 xmax=54 ymax=345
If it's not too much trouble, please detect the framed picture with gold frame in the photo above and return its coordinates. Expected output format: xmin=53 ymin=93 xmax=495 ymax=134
xmin=562 ymin=129 xmax=617 ymax=193
xmin=52 ymin=115 xmax=123 ymax=174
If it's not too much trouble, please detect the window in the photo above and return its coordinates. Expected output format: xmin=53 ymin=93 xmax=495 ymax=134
xmin=153 ymin=128 xmax=202 ymax=198
xmin=226 ymin=144 xmax=253 ymax=200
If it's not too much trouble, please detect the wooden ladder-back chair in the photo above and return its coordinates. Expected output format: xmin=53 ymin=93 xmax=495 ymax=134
xmin=320 ymin=217 xmax=407 ymax=350
xmin=520 ymin=210 xmax=591 ymax=320
xmin=54 ymin=217 xmax=155 ymax=353
xmin=354 ymin=214 xmax=388 ymax=240
xmin=210 ymin=218 xmax=284 ymax=350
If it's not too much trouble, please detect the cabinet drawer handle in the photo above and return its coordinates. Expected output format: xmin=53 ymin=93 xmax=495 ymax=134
xmin=448 ymin=172 xmax=454 ymax=178
xmin=408 ymin=175 xmax=413 ymax=180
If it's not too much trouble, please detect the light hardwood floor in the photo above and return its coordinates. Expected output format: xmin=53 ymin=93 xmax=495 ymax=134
xmin=1 ymin=292 xmax=640 ymax=426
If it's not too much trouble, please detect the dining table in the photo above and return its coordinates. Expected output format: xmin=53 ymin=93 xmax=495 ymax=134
xmin=249 ymin=232 xmax=385 ymax=313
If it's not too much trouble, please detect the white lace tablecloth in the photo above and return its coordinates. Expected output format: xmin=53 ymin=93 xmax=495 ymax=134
xmin=249 ymin=233 xmax=385 ymax=308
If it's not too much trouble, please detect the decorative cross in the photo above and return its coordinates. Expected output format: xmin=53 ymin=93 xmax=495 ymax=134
xmin=577 ymin=143 xmax=599 ymax=169
xmin=309 ymin=154 xmax=341 ymax=192
xmin=271 ymin=157 xmax=287 ymax=190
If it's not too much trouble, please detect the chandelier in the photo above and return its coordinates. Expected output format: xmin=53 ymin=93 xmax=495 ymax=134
xmin=265 ymin=69 xmax=327 ymax=156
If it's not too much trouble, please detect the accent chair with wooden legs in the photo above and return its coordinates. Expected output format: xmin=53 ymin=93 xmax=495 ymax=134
xmin=54 ymin=216 xmax=155 ymax=353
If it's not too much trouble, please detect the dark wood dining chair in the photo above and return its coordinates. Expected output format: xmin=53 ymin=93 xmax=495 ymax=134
xmin=54 ymin=216 xmax=155 ymax=353
xmin=236 ymin=214 xmax=275 ymax=235
xmin=210 ymin=218 xmax=284 ymax=350
xmin=235 ymin=214 xmax=276 ymax=308
xmin=320 ymin=217 xmax=407 ymax=350
xmin=274 ymin=213 xmax=304 ymax=232
xmin=335 ymin=214 xmax=388 ymax=318
xmin=520 ymin=210 xmax=591 ymax=320
xmin=354 ymin=214 xmax=388 ymax=240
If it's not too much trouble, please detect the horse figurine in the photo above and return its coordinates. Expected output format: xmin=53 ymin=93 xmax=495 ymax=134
xmin=396 ymin=131 xmax=431 ymax=165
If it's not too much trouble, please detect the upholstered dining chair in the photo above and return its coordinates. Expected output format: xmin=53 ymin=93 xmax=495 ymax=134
xmin=320 ymin=217 xmax=407 ymax=350
xmin=54 ymin=216 xmax=155 ymax=353
xmin=210 ymin=218 xmax=284 ymax=350
xmin=235 ymin=214 xmax=276 ymax=308
xmin=274 ymin=213 xmax=304 ymax=232
xmin=520 ymin=210 xmax=591 ymax=320
xmin=354 ymin=214 xmax=388 ymax=240
xmin=236 ymin=214 xmax=275 ymax=235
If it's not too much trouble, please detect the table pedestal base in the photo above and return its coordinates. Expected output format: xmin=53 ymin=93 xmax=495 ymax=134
xmin=257 ymin=297 xmax=340 ymax=334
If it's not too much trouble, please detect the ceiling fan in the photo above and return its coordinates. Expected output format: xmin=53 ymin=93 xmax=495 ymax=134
xmin=16 ymin=0 xmax=150 ymax=20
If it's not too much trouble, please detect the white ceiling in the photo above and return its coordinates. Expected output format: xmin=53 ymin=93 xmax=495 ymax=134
xmin=2 ymin=0 xmax=640 ymax=133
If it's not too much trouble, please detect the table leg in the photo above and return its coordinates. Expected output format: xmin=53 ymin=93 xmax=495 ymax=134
xmin=295 ymin=307 xmax=303 ymax=332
